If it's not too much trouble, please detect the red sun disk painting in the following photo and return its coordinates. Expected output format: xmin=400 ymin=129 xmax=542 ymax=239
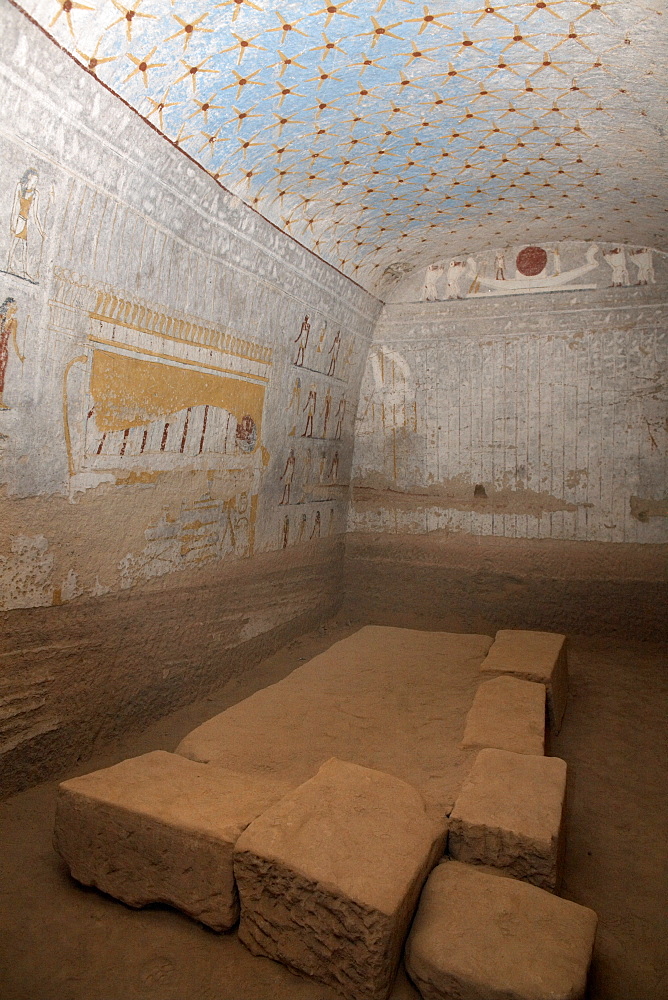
xmin=516 ymin=246 xmax=548 ymax=276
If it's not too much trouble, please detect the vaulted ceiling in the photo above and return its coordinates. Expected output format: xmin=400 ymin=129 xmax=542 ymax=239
xmin=15 ymin=0 xmax=668 ymax=294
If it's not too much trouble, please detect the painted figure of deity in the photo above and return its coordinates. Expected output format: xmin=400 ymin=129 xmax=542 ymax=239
xmin=422 ymin=263 xmax=443 ymax=302
xmin=279 ymin=448 xmax=296 ymax=504
xmin=321 ymin=386 xmax=332 ymax=437
xmin=294 ymin=314 xmax=310 ymax=367
xmin=329 ymin=449 xmax=339 ymax=482
xmin=287 ymin=376 xmax=302 ymax=436
xmin=334 ymin=397 xmax=346 ymax=440
xmin=6 ymin=168 xmax=46 ymax=283
xmin=327 ymin=329 xmax=341 ymax=376
xmin=302 ymin=384 xmax=317 ymax=437
xmin=603 ymin=247 xmax=629 ymax=287
xmin=445 ymin=260 xmax=467 ymax=299
xmin=0 ymin=297 xmax=24 ymax=410
xmin=630 ymin=249 xmax=655 ymax=285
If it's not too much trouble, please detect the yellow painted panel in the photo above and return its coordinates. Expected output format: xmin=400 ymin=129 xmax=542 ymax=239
xmin=90 ymin=351 xmax=265 ymax=438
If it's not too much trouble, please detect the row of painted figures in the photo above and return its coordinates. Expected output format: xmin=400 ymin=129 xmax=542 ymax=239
xmin=279 ymin=446 xmax=340 ymax=506
xmin=423 ymin=245 xmax=656 ymax=300
xmin=287 ymin=377 xmax=347 ymax=440
xmin=281 ymin=507 xmax=337 ymax=548
xmin=293 ymin=313 xmax=356 ymax=378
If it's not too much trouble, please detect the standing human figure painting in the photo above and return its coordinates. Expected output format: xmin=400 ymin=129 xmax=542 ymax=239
xmin=294 ymin=315 xmax=310 ymax=367
xmin=279 ymin=449 xmax=296 ymax=505
xmin=0 ymin=297 xmax=24 ymax=410
xmin=327 ymin=329 xmax=341 ymax=376
xmin=302 ymin=384 xmax=317 ymax=437
xmin=5 ymin=169 xmax=47 ymax=284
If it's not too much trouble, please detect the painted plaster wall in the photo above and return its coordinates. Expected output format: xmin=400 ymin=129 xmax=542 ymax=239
xmin=350 ymin=255 xmax=667 ymax=544
xmin=346 ymin=254 xmax=667 ymax=637
xmin=0 ymin=3 xmax=379 ymax=793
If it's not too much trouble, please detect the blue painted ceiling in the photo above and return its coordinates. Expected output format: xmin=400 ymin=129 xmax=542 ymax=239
xmin=13 ymin=0 xmax=668 ymax=294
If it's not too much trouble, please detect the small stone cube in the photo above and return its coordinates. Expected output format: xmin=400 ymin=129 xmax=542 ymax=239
xmin=405 ymin=860 xmax=597 ymax=1000
xmin=54 ymin=750 xmax=289 ymax=930
xmin=234 ymin=757 xmax=447 ymax=1000
xmin=461 ymin=676 xmax=545 ymax=756
xmin=480 ymin=629 xmax=569 ymax=732
xmin=448 ymin=748 xmax=567 ymax=891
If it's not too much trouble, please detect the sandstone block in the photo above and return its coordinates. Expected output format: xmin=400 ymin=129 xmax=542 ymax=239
xmin=480 ymin=629 xmax=569 ymax=732
xmin=461 ymin=676 xmax=545 ymax=756
xmin=448 ymin=748 xmax=567 ymax=890
xmin=54 ymin=750 xmax=289 ymax=930
xmin=234 ymin=757 xmax=447 ymax=1000
xmin=177 ymin=626 xmax=493 ymax=814
xmin=405 ymin=860 xmax=597 ymax=1000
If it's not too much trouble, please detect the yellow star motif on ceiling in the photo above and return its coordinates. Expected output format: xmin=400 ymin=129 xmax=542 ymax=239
xmin=124 ymin=46 xmax=165 ymax=87
xmin=163 ymin=12 xmax=213 ymax=52
xmin=49 ymin=0 xmax=94 ymax=37
xmin=107 ymin=0 xmax=156 ymax=43
xmin=14 ymin=0 xmax=663 ymax=293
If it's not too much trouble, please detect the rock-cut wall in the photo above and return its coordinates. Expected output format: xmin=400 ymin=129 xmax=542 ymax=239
xmin=346 ymin=245 xmax=667 ymax=638
xmin=0 ymin=1 xmax=380 ymax=796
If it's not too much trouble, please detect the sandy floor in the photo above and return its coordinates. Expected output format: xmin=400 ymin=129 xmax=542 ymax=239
xmin=0 ymin=621 xmax=666 ymax=1000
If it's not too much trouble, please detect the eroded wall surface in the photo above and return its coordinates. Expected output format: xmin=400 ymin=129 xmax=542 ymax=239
xmin=0 ymin=3 xmax=380 ymax=794
xmin=347 ymin=249 xmax=667 ymax=636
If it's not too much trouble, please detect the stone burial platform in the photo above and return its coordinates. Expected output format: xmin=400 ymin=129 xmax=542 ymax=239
xmin=448 ymin=748 xmax=567 ymax=891
xmin=177 ymin=626 xmax=494 ymax=813
xmin=49 ymin=625 xmax=590 ymax=1000
xmin=234 ymin=757 xmax=448 ymax=1000
xmin=480 ymin=629 xmax=569 ymax=732
xmin=53 ymin=750 xmax=291 ymax=930
xmin=461 ymin=675 xmax=546 ymax=756
xmin=405 ymin=860 xmax=598 ymax=1000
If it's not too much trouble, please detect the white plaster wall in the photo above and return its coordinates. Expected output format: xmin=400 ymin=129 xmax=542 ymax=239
xmin=0 ymin=2 xmax=380 ymax=611
xmin=350 ymin=275 xmax=668 ymax=544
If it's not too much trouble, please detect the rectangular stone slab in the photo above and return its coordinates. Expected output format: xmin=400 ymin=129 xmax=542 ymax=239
xmin=54 ymin=750 xmax=290 ymax=930
xmin=461 ymin=675 xmax=545 ymax=755
xmin=448 ymin=747 xmax=567 ymax=891
xmin=405 ymin=860 xmax=598 ymax=1000
xmin=177 ymin=626 xmax=493 ymax=813
xmin=234 ymin=758 xmax=447 ymax=1000
xmin=480 ymin=629 xmax=569 ymax=732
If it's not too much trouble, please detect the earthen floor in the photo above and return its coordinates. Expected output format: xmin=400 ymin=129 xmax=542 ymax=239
xmin=0 ymin=621 xmax=665 ymax=1000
